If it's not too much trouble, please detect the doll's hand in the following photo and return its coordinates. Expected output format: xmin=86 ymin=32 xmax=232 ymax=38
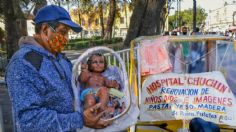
xmin=105 ymin=80 xmax=119 ymax=89
xmin=79 ymin=62 xmax=91 ymax=82
xmin=81 ymin=62 xmax=88 ymax=71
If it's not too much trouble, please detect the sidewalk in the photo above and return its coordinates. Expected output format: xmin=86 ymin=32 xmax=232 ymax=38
xmin=0 ymin=82 xmax=13 ymax=132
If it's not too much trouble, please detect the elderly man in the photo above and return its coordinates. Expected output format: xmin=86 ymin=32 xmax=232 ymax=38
xmin=6 ymin=5 xmax=109 ymax=132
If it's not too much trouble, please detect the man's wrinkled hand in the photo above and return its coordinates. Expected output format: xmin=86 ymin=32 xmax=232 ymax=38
xmin=83 ymin=103 xmax=112 ymax=128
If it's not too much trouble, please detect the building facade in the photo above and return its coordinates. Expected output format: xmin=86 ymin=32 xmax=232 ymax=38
xmin=70 ymin=4 xmax=133 ymax=39
xmin=205 ymin=2 xmax=236 ymax=32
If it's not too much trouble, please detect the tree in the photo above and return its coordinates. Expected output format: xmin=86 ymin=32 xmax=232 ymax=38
xmin=0 ymin=0 xmax=5 ymax=50
xmin=33 ymin=0 xmax=47 ymax=15
xmin=71 ymin=0 xmax=107 ymax=38
xmin=168 ymin=6 xmax=207 ymax=31
xmin=0 ymin=27 xmax=5 ymax=50
xmin=0 ymin=0 xmax=3 ymax=14
xmin=71 ymin=0 xmax=131 ymax=39
xmin=118 ymin=0 xmax=134 ymax=33
xmin=104 ymin=0 xmax=116 ymax=39
xmin=98 ymin=1 xmax=105 ymax=37
xmin=124 ymin=0 xmax=166 ymax=47
xmin=104 ymin=0 xmax=133 ymax=39
xmin=161 ymin=0 xmax=175 ymax=32
xmin=121 ymin=0 xmax=129 ymax=27
xmin=1 ymin=0 xmax=47 ymax=60
xmin=3 ymin=0 xmax=28 ymax=60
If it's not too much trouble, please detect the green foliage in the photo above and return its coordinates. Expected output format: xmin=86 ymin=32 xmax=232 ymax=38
xmin=69 ymin=36 xmax=102 ymax=43
xmin=69 ymin=38 xmax=90 ymax=43
xmin=94 ymin=39 xmax=104 ymax=45
xmin=114 ymin=37 xmax=123 ymax=42
xmin=168 ymin=6 xmax=207 ymax=31
xmin=91 ymin=36 xmax=102 ymax=40
xmin=65 ymin=37 xmax=123 ymax=50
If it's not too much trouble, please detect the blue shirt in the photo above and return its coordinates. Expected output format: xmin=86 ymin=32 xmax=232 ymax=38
xmin=6 ymin=43 xmax=83 ymax=132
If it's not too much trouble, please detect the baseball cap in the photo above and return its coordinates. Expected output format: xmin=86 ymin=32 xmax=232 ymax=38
xmin=189 ymin=117 xmax=220 ymax=132
xmin=34 ymin=5 xmax=82 ymax=33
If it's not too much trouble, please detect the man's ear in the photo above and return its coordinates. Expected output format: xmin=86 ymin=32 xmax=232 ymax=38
xmin=41 ymin=24 xmax=49 ymax=35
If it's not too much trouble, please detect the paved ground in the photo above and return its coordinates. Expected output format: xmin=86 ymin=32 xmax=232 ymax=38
xmin=0 ymin=82 xmax=13 ymax=132
xmin=63 ymin=50 xmax=83 ymax=60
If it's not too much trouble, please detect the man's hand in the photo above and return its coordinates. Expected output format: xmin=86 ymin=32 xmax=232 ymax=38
xmin=83 ymin=103 xmax=112 ymax=128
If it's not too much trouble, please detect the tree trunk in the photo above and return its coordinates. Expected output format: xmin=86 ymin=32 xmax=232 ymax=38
xmin=0 ymin=0 xmax=3 ymax=14
xmin=104 ymin=0 xmax=116 ymax=39
xmin=161 ymin=5 xmax=168 ymax=33
xmin=124 ymin=2 xmax=128 ymax=27
xmin=78 ymin=12 xmax=83 ymax=38
xmin=157 ymin=0 xmax=166 ymax=34
xmin=75 ymin=0 xmax=83 ymax=38
xmin=3 ymin=0 xmax=28 ymax=60
xmin=139 ymin=0 xmax=160 ymax=36
xmin=123 ymin=0 xmax=147 ymax=47
xmin=193 ymin=0 xmax=197 ymax=32
xmin=98 ymin=1 xmax=105 ymax=38
xmin=33 ymin=0 xmax=47 ymax=15
xmin=124 ymin=0 xmax=166 ymax=47
xmin=0 ymin=0 xmax=4 ymax=50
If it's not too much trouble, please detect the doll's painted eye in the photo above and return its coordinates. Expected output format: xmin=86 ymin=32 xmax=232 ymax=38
xmin=91 ymin=61 xmax=104 ymax=64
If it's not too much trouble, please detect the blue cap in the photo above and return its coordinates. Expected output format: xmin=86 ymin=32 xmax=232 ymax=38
xmin=34 ymin=5 xmax=82 ymax=33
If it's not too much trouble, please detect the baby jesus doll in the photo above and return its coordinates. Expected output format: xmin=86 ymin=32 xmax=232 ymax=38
xmin=79 ymin=53 xmax=120 ymax=116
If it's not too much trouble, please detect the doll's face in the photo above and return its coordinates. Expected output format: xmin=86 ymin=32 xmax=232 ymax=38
xmin=89 ymin=55 xmax=105 ymax=73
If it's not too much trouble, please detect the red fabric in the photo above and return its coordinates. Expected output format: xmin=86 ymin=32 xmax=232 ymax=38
xmin=140 ymin=36 xmax=172 ymax=76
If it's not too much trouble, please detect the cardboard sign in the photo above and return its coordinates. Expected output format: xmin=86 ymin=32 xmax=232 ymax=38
xmin=140 ymin=71 xmax=236 ymax=126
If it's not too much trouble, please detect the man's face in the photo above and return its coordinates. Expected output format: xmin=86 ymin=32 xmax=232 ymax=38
xmin=48 ymin=23 xmax=70 ymax=41
xmin=46 ymin=23 xmax=71 ymax=53
xmin=182 ymin=28 xmax=187 ymax=35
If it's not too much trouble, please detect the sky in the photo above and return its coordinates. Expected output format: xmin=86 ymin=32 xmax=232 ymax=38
xmin=170 ymin=0 xmax=227 ymax=14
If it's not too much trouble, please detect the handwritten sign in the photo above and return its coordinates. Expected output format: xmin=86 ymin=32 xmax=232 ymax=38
xmin=140 ymin=71 xmax=236 ymax=126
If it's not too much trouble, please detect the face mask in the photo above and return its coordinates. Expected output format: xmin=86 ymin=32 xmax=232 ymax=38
xmin=48 ymin=33 xmax=68 ymax=53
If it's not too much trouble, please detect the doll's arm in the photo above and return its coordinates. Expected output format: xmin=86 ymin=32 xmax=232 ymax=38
xmin=79 ymin=63 xmax=91 ymax=83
